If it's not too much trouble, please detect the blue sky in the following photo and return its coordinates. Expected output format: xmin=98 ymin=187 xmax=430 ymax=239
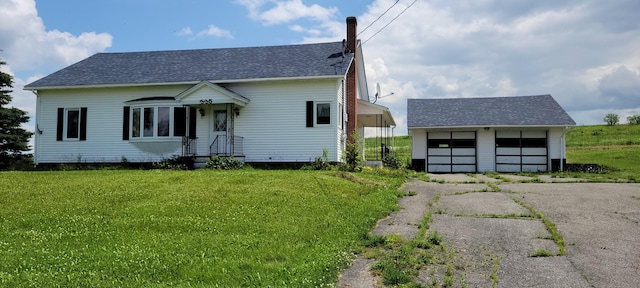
xmin=2 ymin=0 xmax=640 ymax=142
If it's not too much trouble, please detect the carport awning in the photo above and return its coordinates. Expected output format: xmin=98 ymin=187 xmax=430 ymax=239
xmin=357 ymin=99 xmax=396 ymax=127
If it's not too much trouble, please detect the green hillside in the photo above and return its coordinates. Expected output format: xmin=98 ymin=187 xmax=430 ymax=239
xmin=566 ymin=124 xmax=640 ymax=180
xmin=566 ymin=124 xmax=640 ymax=147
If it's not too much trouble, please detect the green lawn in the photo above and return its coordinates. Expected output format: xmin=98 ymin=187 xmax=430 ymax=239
xmin=0 ymin=169 xmax=404 ymax=287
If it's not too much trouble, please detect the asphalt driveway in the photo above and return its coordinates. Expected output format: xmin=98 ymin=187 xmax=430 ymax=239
xmin=338 ymin=175 xmax=640 ymax=287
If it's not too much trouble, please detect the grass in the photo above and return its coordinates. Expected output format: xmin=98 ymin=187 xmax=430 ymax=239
xmin=566 ymin=146 xmax=640 ymax=181
xmin=566 ymin=124 xmax=640 ymax=147
xmin=562 ymin=125 xmax=640 ymax=182
xmin=512 ymin=197 xmax=565 ymax=256
xmin=364 ymin=135 xmax=412 ymax=163
xmin=0 ymin=169 xmax=405 ymax=287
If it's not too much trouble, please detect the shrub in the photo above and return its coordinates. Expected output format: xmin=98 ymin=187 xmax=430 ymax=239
xmin=206 ymin=156 xmax=245 ymax=170
xmin=382 ymin=150 xmax=403 ymax=169
xmin=153 ymin=155 xmax=193 ymax=170
xmin=341 ymin=133 xmax=361 ymax=172
xmin=305 ymin=148 xmax=332 ymax=170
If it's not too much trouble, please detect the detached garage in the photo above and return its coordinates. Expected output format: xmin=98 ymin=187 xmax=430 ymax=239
xmin=407 ymin=95 xmax=576 ymax=173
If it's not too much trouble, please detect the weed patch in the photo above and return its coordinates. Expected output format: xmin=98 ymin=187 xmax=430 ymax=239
xmin=512 ymin=197 xmax=566 ymax=256
xmin=530 ymin=248 xmax=554 ymax=257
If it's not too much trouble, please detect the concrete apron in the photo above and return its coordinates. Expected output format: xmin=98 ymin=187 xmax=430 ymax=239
xmin=427 ymin=191 xmax=590 ymax=287
xmin=337 ymin=180 xmax=594 ymax=287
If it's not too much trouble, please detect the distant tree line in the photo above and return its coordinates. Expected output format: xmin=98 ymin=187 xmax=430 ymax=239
xmin=604 ymin=113 xmax=640 ymax=126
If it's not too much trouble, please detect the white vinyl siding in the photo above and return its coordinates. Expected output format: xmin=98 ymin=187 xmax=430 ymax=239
xmin=35 ymin=85 xmax=190 ymax=164
xmin=34 ymin=78 xmax=345 ymax=164
xmin=226 ymin=79 xmax=340 ymax=162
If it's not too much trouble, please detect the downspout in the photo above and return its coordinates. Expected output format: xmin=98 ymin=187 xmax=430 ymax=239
xmin=561 ymin=126 xmax=567 ymax=171
xmin=31 ymin=90 xmax=40 ymax=165
xmin=391 ymin=125 xmax=396 ymax=151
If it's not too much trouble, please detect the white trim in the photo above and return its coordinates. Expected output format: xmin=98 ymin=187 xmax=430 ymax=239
xmin=63 ymin=108 xmax=82 ymax=141
xmin=315 ymin=102 xmax=332 ymax=126
xmin=129 ymin=105 xmax=182 ymax=139
xmin=175 ymin=81 xmax=250 ymax=106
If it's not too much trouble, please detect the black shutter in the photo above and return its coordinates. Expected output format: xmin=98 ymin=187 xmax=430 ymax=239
xmin=174 ymin=107 xmax=186 ymax=137
xmin=189 ymin=107 xmax=197 ymax=139
xmin=56 ymin=108 xmax=64 ymax=141
xmin=79 ymin=107 xmax=87 ymax=141
xmin=122 ymin=106 xmax=130 ymax=140
xmin=306 ymin=101 xmax=314 ymax=127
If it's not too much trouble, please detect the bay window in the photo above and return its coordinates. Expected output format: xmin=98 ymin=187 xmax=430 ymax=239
xmin=130 ymin=106 xmax=182 ymax=139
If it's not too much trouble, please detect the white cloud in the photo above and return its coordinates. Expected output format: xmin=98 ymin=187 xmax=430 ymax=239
xmin=236 ymin=0 xmax=342 ymax=42
xmin=177 ymin=27 xmax=193 ymax=36
xmin=0 ymin=0 xmax=112 ymax=150
xmin=236 ymin=0 xmax=338 ymax=25
xmin=355 ymin=0 xmax=640 ymax=133
xmin=0 ymin=0 xmax=112 ymax=73
xmin=195 ymin=25 xmax=234 ymax=39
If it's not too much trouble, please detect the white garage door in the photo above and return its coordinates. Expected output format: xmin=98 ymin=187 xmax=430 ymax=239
xmin=495 ymin=130 xmax=548 ymax=172
xmin=427 ymin=131 xmax=476 ymax=173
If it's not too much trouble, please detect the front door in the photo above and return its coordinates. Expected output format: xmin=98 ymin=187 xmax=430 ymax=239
xmin=212 ymin=109 xmax=229 ymax=155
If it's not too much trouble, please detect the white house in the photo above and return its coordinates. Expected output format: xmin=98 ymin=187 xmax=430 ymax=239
xmin=408 ymin=95 xmax=575 ymax=173
xmin=25 ymin=17 xmax=395 ymax=166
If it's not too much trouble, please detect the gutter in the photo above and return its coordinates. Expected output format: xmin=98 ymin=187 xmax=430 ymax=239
xmin=407 ymin=124 xmax=576 ymax=130
xmin=23 ymin=74 xmax=348 ymax=91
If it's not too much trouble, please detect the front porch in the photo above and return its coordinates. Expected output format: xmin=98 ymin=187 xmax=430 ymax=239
xmin=176 ymin=81 xmax=250 ymax=160
xmin=357 ymin=100 xmax=396 ymax=165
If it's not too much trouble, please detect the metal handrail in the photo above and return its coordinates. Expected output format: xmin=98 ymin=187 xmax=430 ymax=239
xmin=210 ymin=135 xmax=244 ymax=156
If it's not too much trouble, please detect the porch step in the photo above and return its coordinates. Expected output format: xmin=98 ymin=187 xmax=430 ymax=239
xmin=192 ymin=155 xmax=247 ymax=169
xmin=193 ymin=156 xmax=209 ymax=169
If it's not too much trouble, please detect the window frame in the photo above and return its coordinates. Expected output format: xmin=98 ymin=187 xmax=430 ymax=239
xmin=316 ymin=102 xmax=331 ymax=125
xmin=129 ymin=105 xmax=182 ymax=140
xmin=63 ymin=108 xmax=81 ymax=140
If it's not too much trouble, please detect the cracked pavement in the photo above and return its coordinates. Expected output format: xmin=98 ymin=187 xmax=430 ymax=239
xmin=337 ymin=175 xmax=640 ymax=287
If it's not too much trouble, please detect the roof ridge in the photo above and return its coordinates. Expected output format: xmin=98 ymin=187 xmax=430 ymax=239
xmin=95 ymin=41 xmax=344 ymax=55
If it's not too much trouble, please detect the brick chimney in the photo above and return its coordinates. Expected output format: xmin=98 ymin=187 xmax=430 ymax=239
xmin=346 ymin=16 xmax=357 ymax=144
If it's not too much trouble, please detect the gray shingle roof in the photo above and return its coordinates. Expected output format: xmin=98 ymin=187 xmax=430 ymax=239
xmin=25 ymin=41 xmax=353 ymax=89
xmin=407 ymin=95 xmax=576 ymax=128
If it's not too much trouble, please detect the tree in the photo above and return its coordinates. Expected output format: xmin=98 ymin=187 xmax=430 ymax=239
xmin=604 ymin=113 xmax=619 ymax=126
xmin=0 ymin=59 xmax=33 ymax=170
xmin=627 ymin=115 xmax=640 ymax=125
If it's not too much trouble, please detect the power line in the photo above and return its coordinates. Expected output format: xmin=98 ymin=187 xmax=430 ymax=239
xmin=361 ymin=0 xmax=419 ymax=46
xmin=357 ymin=0 xmax=400 ymax=37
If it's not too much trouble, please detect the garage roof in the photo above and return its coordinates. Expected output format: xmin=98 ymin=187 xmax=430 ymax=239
xmin=407 ymin=94 xmax=576 ymax=128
